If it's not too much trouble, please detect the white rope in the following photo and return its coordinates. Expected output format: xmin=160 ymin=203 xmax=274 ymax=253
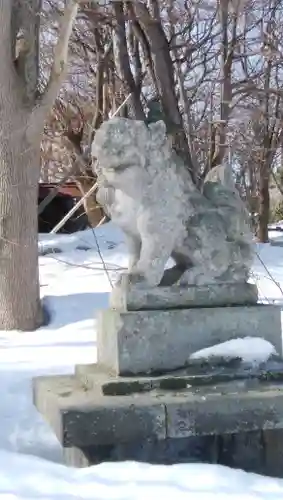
xmin=50 ymin=182 xmax=97 ymax=234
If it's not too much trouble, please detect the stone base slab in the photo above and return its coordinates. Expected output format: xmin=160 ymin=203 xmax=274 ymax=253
xmin=109 ymin=280 xmax=258 ymax=311
xmin=97 ymin=304 xmax=282 ymax=375
xmin=33 ymin=375 xmax=166 ymax=448
xmin=75 ymin=357 xmax=283 ymax=396
xmin=60 ymin=430 xmax=283 ymax=474
xmin=33 ymin=372 xmax=283 ymax=452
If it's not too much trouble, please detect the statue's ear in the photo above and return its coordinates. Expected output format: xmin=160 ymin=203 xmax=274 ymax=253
xmin=148 ymin=120 xmax=167 ymax=147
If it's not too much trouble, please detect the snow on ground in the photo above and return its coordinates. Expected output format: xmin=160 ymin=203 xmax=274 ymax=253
xmin=0 ymin=222 xmax=283 ymax=498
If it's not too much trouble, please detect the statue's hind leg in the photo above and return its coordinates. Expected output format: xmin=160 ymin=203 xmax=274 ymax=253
xmin=159 ymin=251 xmax=193 ymax=286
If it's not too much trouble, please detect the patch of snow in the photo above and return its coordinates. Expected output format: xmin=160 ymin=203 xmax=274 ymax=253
xmin=190 ymin=337 xmax=277 ymax=364
xmin=2 ymin=450 xmax=283 ymax=499
xmin=38 ymin=222 xmax=125 ymax=255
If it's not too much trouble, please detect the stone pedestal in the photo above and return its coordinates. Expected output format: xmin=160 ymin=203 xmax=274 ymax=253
xmin=97 ymin=280 xmax=282 ymax=376
xmin=97 ymin=304 xmax=281 ymax=376
xmin=33 ymin=360 xmax=283 ymax=473
xmin=33 ymin=282 xmax=283 ymax=473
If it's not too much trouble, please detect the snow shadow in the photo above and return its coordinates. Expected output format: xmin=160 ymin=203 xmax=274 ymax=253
xmin=0 ymin=366 xmax=73 ymax=464
xmin=42 ymin=292 xmax=110 ymax=329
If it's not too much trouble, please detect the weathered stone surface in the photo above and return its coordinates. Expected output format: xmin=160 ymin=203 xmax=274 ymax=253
xmin=263 ymin=429 xmax=283 ymax=477
xmin=33 ymin=372 xmax=283 ymax=450
xmin=91 ymin=117 xmax=254 ymax=287
xmin=76 ymin=363 xmax=201 ymax=395
xmin=63 ymin=431 xmax=283 ymax=474
xmin=77 ymin=363 xmax=222 ymax=395
xmin=63 ymin=429 xmax=283 ymax=474
xmin=33 ymin=375 xmax=166 ymax=447
xmin=217 ymin=431 xmax=266 ymax=475
xmin=75 ymin=356 xmax=283 ymax=395
xmin=63 ymin=437 xmax=219 ymax=468
xmin=165 ymin=384 xmax=283 ymax=438
xmin=109 ymin=278 xmax=258 ymax=311
xmin=97 ymin=304 xmax=282 ymax=375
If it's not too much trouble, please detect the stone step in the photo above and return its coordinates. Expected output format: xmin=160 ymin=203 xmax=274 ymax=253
xmin=97 ymin=304 xmax=282 ymax=375
xmin=33 ymin=372 xmax=283 ymax=451
xmin=75 ymin=357 xmax=283 ymax=396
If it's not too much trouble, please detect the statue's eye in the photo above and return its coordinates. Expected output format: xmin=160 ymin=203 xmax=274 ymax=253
xmin=107 ymin=164 xmax=129 ymax=172
xmin=115 ymin=165 xmax=128 ymax=171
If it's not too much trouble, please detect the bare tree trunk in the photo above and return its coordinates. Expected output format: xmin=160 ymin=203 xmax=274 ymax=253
xmin=0 ymin=2 xmax=40 ymax=329
xmin=257 ymin=53 xmax=273 ymax=243
xmin=258 ymin=171 xmax=270 ymax=243
xmin=0 ymin=0 xmax=78 ymax=330
xmin=0 ymin=106 xmax=42 ymax=329
xmin=133 ymin=1 xmax=196 ymax=181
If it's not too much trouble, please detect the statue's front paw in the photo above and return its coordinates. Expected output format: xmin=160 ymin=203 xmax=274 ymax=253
xmin=127 ymin=272 xmax=147 ymax=286
xmin=115 ymin=271 xmax=147 ymax=288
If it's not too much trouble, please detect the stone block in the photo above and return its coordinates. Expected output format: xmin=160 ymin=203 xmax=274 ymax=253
xmin=165 ymin=382 xmax=283 ymax=438
xmin=33 ymin=375 xmax=166 ymax=448
xmin=110 ymin=280 xmax=258 ymax=311
xmin=33 ymin=372 xmax=283 ymax=454
xmin=262 ymin=429 xmax=283 ymax=477
xmin=217 ymin=431 xmax=266 ymax=475
xmin=97 ymin=304 xmax=282 ymax=375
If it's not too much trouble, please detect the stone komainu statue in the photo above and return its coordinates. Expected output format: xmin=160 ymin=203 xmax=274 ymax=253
xmin=91 ymin=118 xmax=253 ymax=288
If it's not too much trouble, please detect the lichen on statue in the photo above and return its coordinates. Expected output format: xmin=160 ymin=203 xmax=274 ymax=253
xmin=91 ymin=118 xmax=253 ymax=288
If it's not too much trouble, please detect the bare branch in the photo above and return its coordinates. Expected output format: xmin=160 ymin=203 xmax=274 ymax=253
xmin=112 ymin=1 xmax=145 ymax=120
xmin=27 ymin=0 xmax=79 ymax=142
